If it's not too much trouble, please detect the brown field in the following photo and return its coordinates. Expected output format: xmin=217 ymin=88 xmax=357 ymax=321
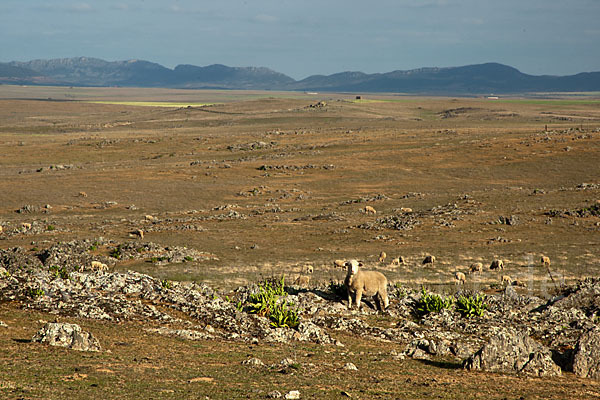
xmin=1 ymin=85 xmax=600 ymax=398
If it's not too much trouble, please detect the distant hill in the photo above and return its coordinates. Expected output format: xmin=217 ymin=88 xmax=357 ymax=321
xmin=2 ymin=57 xmax=600 ymax=94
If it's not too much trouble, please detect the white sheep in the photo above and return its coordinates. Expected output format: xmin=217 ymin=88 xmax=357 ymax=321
xmin=501 ymin=275 xmax=512 ymax=285
xmin=490 ymin=259 xmax=504 ymax=270
xmin=378 ymin=251 xmax=387 ymax=263
xmin=0 ymin=225 xmax=3 ymax=234
xmin=132 ymin=229 xmax=144 ymax=240
xmin=391 ymin=257 xmax=403 ymax=266
xmin=305 ymin=265 xmax=314 ymax=274
xmin=454 ymin=271 xmax=466 ymax=284
xmin=334 ymin=259 xmax=346 ymax=268
xmin=344 ymin=259 xmax=389 ymax=311
xmin=469 ymin=262 xmax=483 ymax=274
xmin=399 ymin=207 xmax=413 ymax=213
xmin=78 ymin=191 xmax=88 ymax=198
xmin=21 ymin=222 xmax=32 ymax=230
xmin=80 ymin=261 xmax=108 ymax=272
xmin=541 ymin=255 xmax=551 ymax=266
xmin=422 ymin=255 xmax=436 ymax=265
xmin=364 ymin=205 xmax=377 ymax=214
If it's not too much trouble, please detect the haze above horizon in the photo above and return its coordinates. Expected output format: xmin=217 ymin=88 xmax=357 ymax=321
xmin=1 ymin=0 xmax=599 ymax=80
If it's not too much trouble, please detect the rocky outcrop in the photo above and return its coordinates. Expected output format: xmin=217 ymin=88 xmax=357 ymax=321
xmin=464 ymin=330 xmax=561 ymax=377
xmin=573 ymin=326 xmax=600 ymax=379
xmin=32 ymin=322 xmax=101 ymax=352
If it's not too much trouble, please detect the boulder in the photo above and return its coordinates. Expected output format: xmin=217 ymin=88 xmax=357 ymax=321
xmin=32 ymin=322 xmax=101 ymax=352
xmin=464 ymin=330 xmax=561 ymax=377
xmin=573 ymin=326 xmax=600 ymax=379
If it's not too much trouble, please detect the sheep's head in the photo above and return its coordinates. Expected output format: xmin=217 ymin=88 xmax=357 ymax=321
xmin=345 ymin=259 xmax=362 ymax=275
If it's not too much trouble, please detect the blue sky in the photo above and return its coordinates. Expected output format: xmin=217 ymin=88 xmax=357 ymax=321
xmin=1 ymin=0 xmax=599 ymax=79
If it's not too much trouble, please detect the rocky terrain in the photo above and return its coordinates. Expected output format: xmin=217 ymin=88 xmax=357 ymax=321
xmin=2 ymin=239 xmax=600 ymax=382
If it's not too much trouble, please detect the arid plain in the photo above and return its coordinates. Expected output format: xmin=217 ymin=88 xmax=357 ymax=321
xmin=1 ymin=86 xmax=600 ymax=398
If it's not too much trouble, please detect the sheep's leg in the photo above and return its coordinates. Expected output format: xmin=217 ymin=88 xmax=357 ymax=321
xmin=355 ymin=289 xmax=363 ymax=310
xmin=347 ymin=290 xmax=353 ymax=309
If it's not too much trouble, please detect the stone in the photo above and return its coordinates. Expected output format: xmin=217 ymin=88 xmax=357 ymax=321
xmin=464 ymin=330 xmax=560 ymax=377
xmin=343 ymin=362 xmax=358 ymax=370
xmin=285 ymin=390 xmax=300 ymax=399
xmin=32 ymin=322 xmax=101 ymax=352
xmin=242 ymin=357 xmax=265 ymax=367
xmin=573 ymin=326 xmax=600 ymax=379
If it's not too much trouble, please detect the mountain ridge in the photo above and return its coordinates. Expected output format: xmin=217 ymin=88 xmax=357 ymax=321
xmin=2 ymin=57 xmax=599 ymax=94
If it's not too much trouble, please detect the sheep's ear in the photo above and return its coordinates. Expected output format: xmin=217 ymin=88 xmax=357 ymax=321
xmin=358 ymin=262 xmax=363 ymax=267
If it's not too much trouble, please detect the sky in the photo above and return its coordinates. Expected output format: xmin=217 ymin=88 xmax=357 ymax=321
xmin=1 ymin=0 xmax=599 ymax=80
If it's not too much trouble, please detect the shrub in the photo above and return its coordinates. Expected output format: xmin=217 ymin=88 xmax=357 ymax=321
xmin=161 ymin=279 xmax=172 ymax=290
xmin=110 ymin=244 xmax=123 ymax=259
xmin=456 ymin=293 xmax=488 ymax=318
xmin=27 ymin=287 xmax=45 ymax=299
xmin=415 ymin=286 xmax=454 ymax=316
xmin=46 ymin=225 xmax=55 ymax=231
xmin=247 ymin=276 xmax=300 ymax=329
xmin=184 ymin=256 xmax=193 ymax=262
xmin=49 ymin=265 xmax=69 ymax=280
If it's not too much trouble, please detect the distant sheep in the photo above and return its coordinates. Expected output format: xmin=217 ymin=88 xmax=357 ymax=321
xmin=78 ymin=191 xmax=88 ymax=198
xmin=21 ymin=222 xmax=32 ymax=230
xmin=469 ymin=262 xmax=483 ymax=274
xmin=334 ymin=259 xmax=346 ymax=268
xmin=0 ymin=225 xmax=3 ymax=234
xmin=364 ymin=205 xmax=377 ymax=215
xmin=378 ymin=251 xmax=387 ymax=263
xmin=344 ymin=259 xmax=389 ymax=311
xmin=80 ymin=261 xmax=108 ymax=272
xmin=399 ymin=207 xmax=413 ymax=213
xmin=490 ymin=259 xmax=504 ymax=270
xmin=305 ymin=265 xmax=314 ymax=274
xmin=541 ymin=255 xmax=551 ymax=266
xmin=501 ymin=275 xmax=512 ymax=285
xmin=454 ymin=271 xmax=466 ymax=285
xmin=131 ymin=229 xmax=144 ymax=240
xmin=294 ymin=275 xmax=310 ymax=287
xmin=391 ymin=256 xmax=405 ymax=266
xmin=422 ymin=255 xmax=436 ymax=265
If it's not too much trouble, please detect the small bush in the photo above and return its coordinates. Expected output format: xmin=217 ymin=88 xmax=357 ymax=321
xmin=46 ymin=225 xmax=55 ymax=231
xmin=247 ymin=276 xmax=300 ymax=329
xmin=161 ymin=279 xmax=172 ymax=290
xmin=456 ymin=293 xmax=488 ymax=318
xmin=184 ymin=256 xmax=193 ymax=262
xmin=27 ymin=287 xmax=45 ymax=299
xmin=110 ymin=244 xmax=123 ymax=259
xmin=415 ymin=286 xmax=454 ymax=316
xmin=49 ymin=265 xmax=69 ymax=280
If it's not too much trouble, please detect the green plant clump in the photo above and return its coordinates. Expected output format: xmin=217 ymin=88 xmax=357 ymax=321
xmin=49 ymin=265 xmax=70 ymax=280
xmin=184 ymin=256 xmax=193 ymax=262
xmin=46 ymin=225 xmax=55 ymax=231
xmin=247 ymin=276 xmax=300 ymax=329
xmin=161 ymin=279 xmax=172 ymax=290
xmin=110 ymin=244 xmax=123 ymax=259
xmin=27 ymin=287 xmax=45 ymax=299
xmin=456 ymin=293 xmax=488 ymax=318
xmin=415 ymin=286 xmax=454 ymax=316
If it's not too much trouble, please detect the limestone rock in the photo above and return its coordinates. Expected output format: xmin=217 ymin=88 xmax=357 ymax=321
xmin=464 ymin=330 xmax=560 ymax=377
xmin=32 ymin=322 xmax=101 ymax=352
xmin=573 ymin=326 xmax=600 ymax=379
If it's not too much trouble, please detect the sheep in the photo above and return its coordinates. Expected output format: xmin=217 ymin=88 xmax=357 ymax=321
xmin=80 ymin=261 xmax=108 ymax=272
xmin=541 ymin=255 xmax=551 ymax=266
xmin=294 ymin=275 xmax=310 ymax=287
xmin=21 ymin=222 xmax=32 ymax=230
xmin=364 ymin=205 xmax=377 ymax=215
xmin=305 ymin=265 xmax=314 ymax=274
xmin=145 ymin=215 xmax=155 ymax=222
xmin=78 ymin=191 xmax=88 ymax=198
xmin=454 ymin=271 xmax=466 ymax=285
xmin=422 ymin=255 xmax=436 ymax=265
xmin=0 ymin=225 xmax=3 ymax=234
xmin=334 ymin=259 xmax=346 ymax=269
xmin=490 ymin=259 xmax=504 ymax=270
xmin=501 ymin=275 xmax=512 ymax=285
xmin=378 ymin=251 xmax=387 ymax=263
xmin=131 ymin=229 xmax=144 ymax=240
xmin=344 ymin=259 xmax=389 ymax=311
xmin=399 ymin=207 xmax=413 ymax=213
xmin=469 ymin=262 xmax=483 ymax=274
xmin=513 ymin=278 xmax=527 ymax=287
xmin=391 ymin=256 xmax=405 ymax=266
